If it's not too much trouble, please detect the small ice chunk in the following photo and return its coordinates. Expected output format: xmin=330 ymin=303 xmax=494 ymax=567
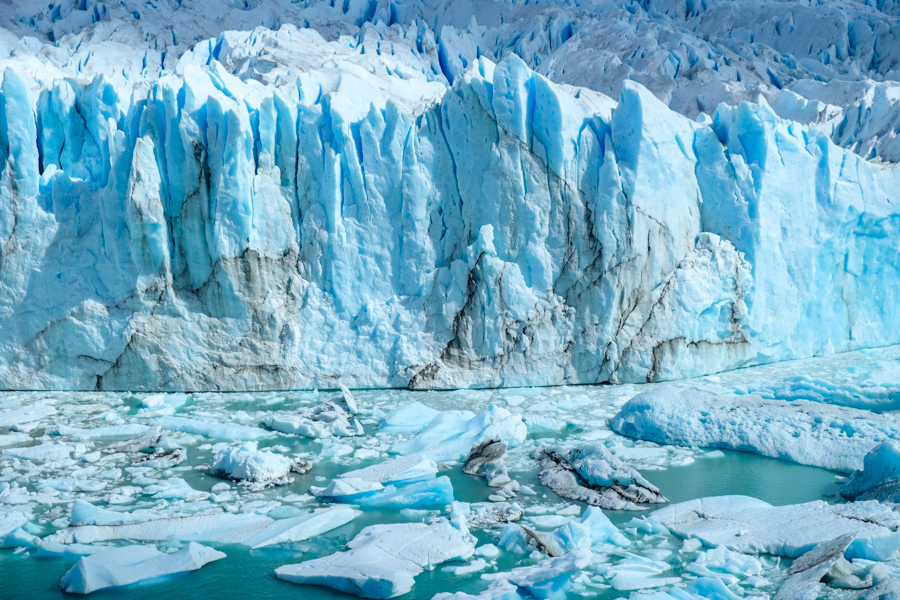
xmin=143 ymin=478 xmax=209 ymax=501
xmin=60 ymin=542 xmax=224 ymax=594
xmin=211 ymin=441 xmax=298 ymax=488
xmin=379 ymin=402 xmax=439 ymax=433
xmin=534 ymin=444 xmax=666 ymax=510
xmin=464 ymin=438 xmax=511 ymax=488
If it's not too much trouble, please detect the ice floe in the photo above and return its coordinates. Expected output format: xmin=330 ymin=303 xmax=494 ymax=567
xmin=275 ymin=504 xmax=476 ymax=598
xmin=390 ymin=406 xmax=526 ymax=462
xmin=612 ymin=387 xmax=900 ymax=471
xmin=652 ymin=496 xmax=900 ymax=560
xmin=60 ymin=542 xmax=225 ymax=594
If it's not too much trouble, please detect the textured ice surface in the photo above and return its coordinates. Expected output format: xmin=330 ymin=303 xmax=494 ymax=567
xmin=60 ymin=542 xmax=225 ymax=594
xmin=0 ymin=1 xmax=897 ymax=389
xmin=611 ymin=387 xmax=900 ymax=471
xmin=843 ymin=440 xmax=900 ymax=500
xmin=391 ymin=406 xmax=526 ymax=462
xmin=275 ymin=507 xmax=476 ymax=598
xmin=534 ymin=443 xmax=667 ymax=510
xmin=211 ymin=441 xmax=296 ymax=487
xmin=652 ymin=496 xmax=900 ymax=560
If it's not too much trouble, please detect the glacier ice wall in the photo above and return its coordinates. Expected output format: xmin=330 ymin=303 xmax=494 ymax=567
xmin=0 ymin=29 xmax=898 ymax=390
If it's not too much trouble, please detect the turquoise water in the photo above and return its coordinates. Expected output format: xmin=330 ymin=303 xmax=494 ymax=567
xmin=6 ymin=345 xmax=900 ymax=600
xmin=0 ymin=448 xmax=843 ymax=600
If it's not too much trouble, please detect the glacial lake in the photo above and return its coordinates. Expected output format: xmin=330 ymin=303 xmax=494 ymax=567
xmin=3 ymin=345 xmax=900 ymax=600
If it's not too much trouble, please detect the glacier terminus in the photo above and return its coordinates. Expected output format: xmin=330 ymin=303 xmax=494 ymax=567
xmin=0 ymin=0 xmax=898 ymax=390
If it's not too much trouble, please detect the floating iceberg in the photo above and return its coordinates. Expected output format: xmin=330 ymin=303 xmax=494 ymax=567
xmin=463 ymin=439 xmax=511 ymax=488
xmin=263 ymin=396 xmax=364 ymax=438
xmin=379 ymin=402 xmax=440 ymax=434
xmin=500 ymin=506 xmax=628 ymax=556
xmin=160 ymin=417 xmax=271 ymax=441
xmin=774 ymin=532 xmax=887 ymax=600
xmin=275 ymin=509 xmax=476 ymax=598
xmin=312 ymin=476 xmax=455 ymax=509
xmin=652 ymin=496 xmax=900 ymax=561
xmin=60 ymin=542 xmax=225 ymax=594
xmin=49 ymin=512 xmax=274 ymax=545
xmin=391 ymin=406 xmax=526 ymax=462
xmin=211 ymin=441 xmax=306 ymax=488
xmin=842 ymin=440 xmax=900 ymax=501
xmin=611 ymin=387 xmax=900 ymax=471
xmin=432 ymin=548 xmax=591 ymax=600
xmin=243 ymin=507 xmax=359 ymax=549
xmin=534 ymin=443 xmax=666 ymax=510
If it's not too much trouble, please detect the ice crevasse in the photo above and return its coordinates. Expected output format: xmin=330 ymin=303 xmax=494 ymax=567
xmin=0 ymin=45 xmax=898 ymax=391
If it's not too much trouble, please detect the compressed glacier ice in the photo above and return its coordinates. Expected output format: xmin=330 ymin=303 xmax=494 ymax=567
xmin=463 ymin=439 xmax=511 ymax=488
xmin=60 ymin=542 xmax=225 ymax=594
xmin=341 ymin=455 xmax=439 ymax=485
xmin=500 ymin=506 xmax=628 ymax=556
xmin=390 ymin=406 xmax=526 ymax=462
xmin=611 ymin=387 xmax=900 ymax=471
xmin=0 ymin=2 xmax=895 ymax=391
xmin=312 ymin=476 xmax=455 ymax=509
xmin=842 ymin=440 xmax=900 ymax=500
xmin=652 ymin=496 xmax=900 ymax=561
xmin=534 ymin=443 xmax=667 ymax=510
xmin=275 ymin=512 xmax=476 ymax=598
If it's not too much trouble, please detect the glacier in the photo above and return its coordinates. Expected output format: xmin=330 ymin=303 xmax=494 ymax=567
xmin=0 ymin=1 xmax=897 ymax=389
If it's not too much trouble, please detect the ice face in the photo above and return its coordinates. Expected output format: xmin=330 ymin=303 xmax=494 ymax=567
xmin=0 ymin=11 xmax=896 ymax=389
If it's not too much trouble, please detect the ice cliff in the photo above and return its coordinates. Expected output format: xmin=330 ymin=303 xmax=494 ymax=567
xmin=0 ymin=1 xmax=898 ymax=390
